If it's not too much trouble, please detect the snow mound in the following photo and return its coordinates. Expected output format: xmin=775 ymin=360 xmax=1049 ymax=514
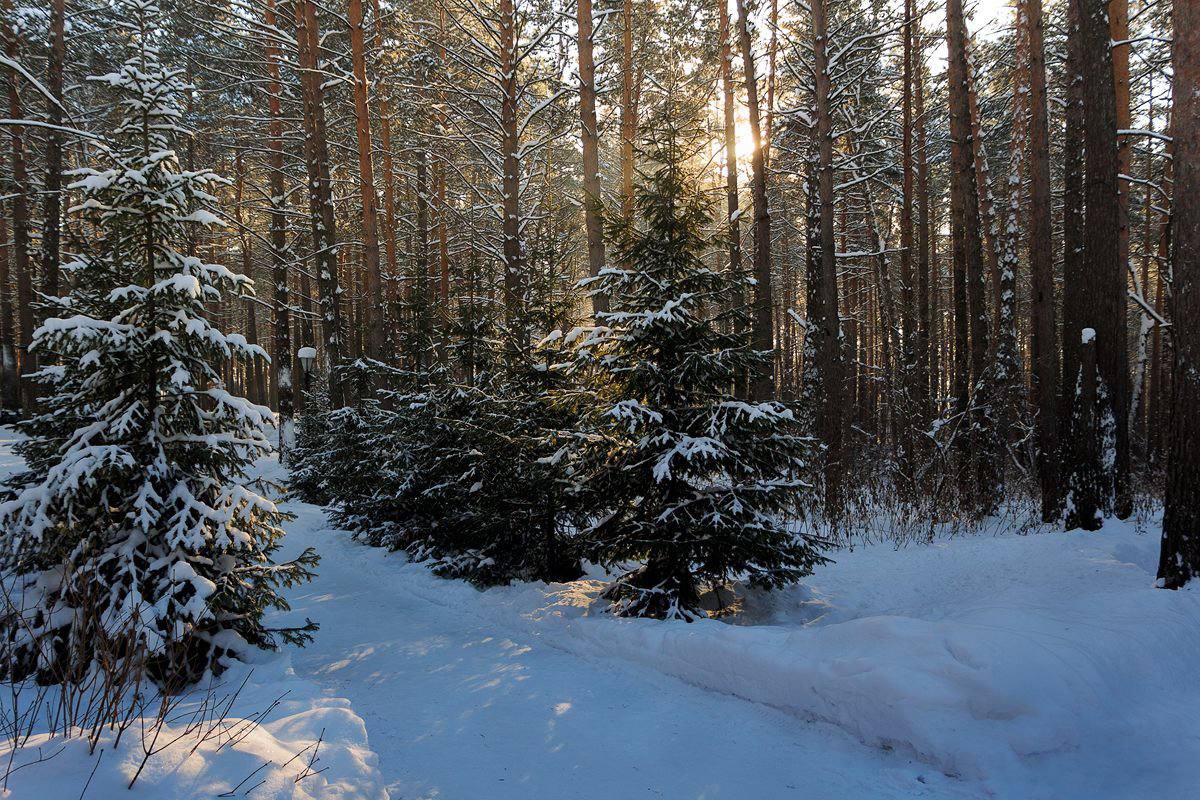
xmin=0 ymin=658 xmax=387 ymax=800
xmin=368 ymin=518 xmax=1200 ymax=796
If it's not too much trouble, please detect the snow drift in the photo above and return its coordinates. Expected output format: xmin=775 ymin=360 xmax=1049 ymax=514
xmin=0 ymin=656 xmax=387 ymax=800
xmin=374 ymin=517 xmax=1200 ymax=797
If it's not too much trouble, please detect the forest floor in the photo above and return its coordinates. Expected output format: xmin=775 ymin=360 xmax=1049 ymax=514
xmin=3 ymin=434 xmax=1198 ymax=799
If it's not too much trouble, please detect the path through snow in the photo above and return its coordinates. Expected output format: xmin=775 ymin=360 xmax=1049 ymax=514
xmin=274 ymin=498 xmax=974 ymax=800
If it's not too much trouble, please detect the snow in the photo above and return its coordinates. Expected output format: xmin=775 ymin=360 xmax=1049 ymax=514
xmin=3 ymin=428 xmax=1197 ymax=799
xmin=0 ymin=660 xmax=386 ymax=800
xmin=269 ymin=470 xmax=1198 ymax=798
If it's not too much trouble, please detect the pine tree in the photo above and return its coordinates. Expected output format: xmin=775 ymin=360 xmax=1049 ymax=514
xmin=564 ymin=115 xmax=828 ymax=620
xmin=0 ymin=0 xmax=316 ymax=688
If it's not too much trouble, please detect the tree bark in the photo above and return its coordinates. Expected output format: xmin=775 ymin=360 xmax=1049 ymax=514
xmin=370 ymin=0 xmax=399 ymax=314
xmin=499 ymin=0 xmax=527 ymax=359
xmin=808 ymin=0 xmax=844 ymax=516
xmin=5 ymin=19 xmax=34 ymax=413
xmin=1158 ymin=0 xmax=1200 ymax=588
xmin=0 ymin=178 xmax=16 ymax=411
xmin=914 ymin=18 xmax=931 ymax=426
xmin=294 ymin=0 xmax=345 ymax=404
xmin=1065 ymin=0 xmax=1128 ymax=527
xmin=1022 ymin=0 xmax=1061 ymax=520
xmin=735 ymin=0 xmax=775 ymax=401
xmin=718 ymin=0 xmax=746 ymax=398
xmin=576 ymin=0 xmax=607 ymax=317
xmin=619 ymin=0 xmax=635 ymax=220
xmin=264 ymin=0 xmax=291 ymax=429
xmin=348 ymin=0 xmax=384 ymax=361
xmin=1109 ymin=0 xmax=1133 ymax=518
xmin=946 ymin=0 xmax=994 ymax=511
xmin=898 ymin=0 xmax=916 ymax=470
xmin=40 ymin=0 xmax=65 ymax=307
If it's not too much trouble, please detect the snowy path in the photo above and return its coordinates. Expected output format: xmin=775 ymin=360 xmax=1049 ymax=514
xmin=275 ymin=499 xmax=974 ymax=800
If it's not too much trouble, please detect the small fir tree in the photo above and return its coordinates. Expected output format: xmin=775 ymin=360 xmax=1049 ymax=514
xmin=562 ymin=115 xmax=829 ymax=619
xmin=332 ymin=360 xmax=583 ymax=586
xmin=0 ymin=1 xmax=316 ymax=688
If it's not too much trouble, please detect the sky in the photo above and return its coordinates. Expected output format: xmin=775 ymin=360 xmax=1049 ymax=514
xmin=970 ymin=0 xmax=1015 ymax=39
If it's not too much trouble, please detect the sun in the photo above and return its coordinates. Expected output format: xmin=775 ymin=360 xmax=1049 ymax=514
xmin=734 ymin=119 xmax=758 ymax=160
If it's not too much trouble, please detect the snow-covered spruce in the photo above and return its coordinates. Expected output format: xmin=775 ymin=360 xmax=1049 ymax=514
xmin=317 ymin=360 xmax=583 ymax=586
xmin=559 ymin=117 xmax=829 ymax=620
xmin=0 ymin=1 xmax=315 ymax=688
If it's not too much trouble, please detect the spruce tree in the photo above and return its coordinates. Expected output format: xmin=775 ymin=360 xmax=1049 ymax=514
xmin=0 ymin=0 xmax=316 ymax=687
xmin=563 ymin=115 xmax=828 ymax=620
xmin=331 ymin=360 xmax=583 ymax=586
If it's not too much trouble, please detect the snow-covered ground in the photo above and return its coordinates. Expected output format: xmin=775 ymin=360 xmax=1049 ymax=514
xmin=3 ymin=431 xmax=1197 ymax=798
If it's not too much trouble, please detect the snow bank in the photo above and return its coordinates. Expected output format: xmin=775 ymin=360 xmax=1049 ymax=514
xmin=0 ymin=657 xmax=387 ymax=800
xmin=367 ymin=518 xmax=1200 ymax=797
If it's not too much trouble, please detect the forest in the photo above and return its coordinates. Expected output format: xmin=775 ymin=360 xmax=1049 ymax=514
xmin=0 ymin=0 xmax=1196 ymax=796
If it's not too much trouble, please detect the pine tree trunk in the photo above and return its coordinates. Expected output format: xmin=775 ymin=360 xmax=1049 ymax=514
xmin=577 ymin=0 xmax=607 ymax=317
xmin=5 ymin=21 xmax=34 ymax=413
xmin=946 ymin=0 xmax=994 ymax=511
xmin=619 ymin=0 xmax=635 ymax=221
xmin=1061 ymin=0 xmax=1086 ymax=456
xmin=415 ymin=149 xmax=431 ymax=368
xmin=264 ymin=0 xmax=291 ymax=427
xmin=40 ymin=0 xmax=65 ymax=308
xmin=1158 ymin=0 xmax=1200 ymax=588
xmin=966 ymin=62 xmax=1000 ymax=344
xmin=809 ymin=0 xmax=845 ymax=516
xmin=718 ymin=0 xmax=745 ymax=398
xmin=0 ymin=190 xmax=16 ymax=412
xmin=735 ymin=0 xmax=775 ymax=402
xmin=348 ymin=0 xmax=384 ymax=362
xmin=1022 ymin=0 xmax=1061 ymax=521
xmin=914 ymin=21 xmax=932 ymax=427
xmin=499 ymin=0 xmax=526 ymax=359
xmin=898 ymin=0 xmax=916 ymax=471
xmin=1065 ymin=0 xmax=1128 ymax=526
xmin=371 ymin=0 xmax=399 ymax=315
xmin=294 ymin=0 xmax=345 ymax=404
xmin=1109 ymin=0 xmax=1134 ymax=518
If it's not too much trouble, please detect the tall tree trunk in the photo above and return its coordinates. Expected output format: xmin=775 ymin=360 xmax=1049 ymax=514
xmin=577 ymin=0 xmax=607 ymax=316
xmin=5 ymin=20 xmax=34 ymax=413
xmin=808 ymin=0 xmax=844 ymax=517
xmin=946 ymin=0 xmax=995 ymax=512
xmin=1158 ymin=0 xmax=1200 ymax=588
xmin=898 ymin=0 xmax=916 ymax=471
xmin=735 ymin=0 xmax=774 ymax=401
xmin=499 ymin=0 xmax=526 ymax=359
xmin=1022 ymin=0 xmax=1061 ymax=521
xmin=1109 ymin=0 xmax=1133 ymax=518
xmin=0 ymin=184 xmax=16 ymax=412
xmin=295 ymin=0 xmax=345 ymax=404
xmin=619 ymin=0 xmax=635 ymax=220
xmin=914 ymin=21 xmax=932 ymax=427
xmin=40 ymin=0 xmax=65 ymax=307
xmin=1061 ymin=0 xmax=1086 ymax=447
xmin=371 ymin=0 xmax=399 ymax=317
xmin=415 ymin=149 xmax=431 ymax=368
xmin=718 ymin=0 xmax=746 ymax=398
xmin=1064 ymin=0 xmax=1128 ymax=528
xmin=349 ymin=0 xmax=384 ymax=361
xmin=264 ymin=0 xmax=291 ymax=433
xmin=966 ymin=59 xmax=1001 ymax=343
